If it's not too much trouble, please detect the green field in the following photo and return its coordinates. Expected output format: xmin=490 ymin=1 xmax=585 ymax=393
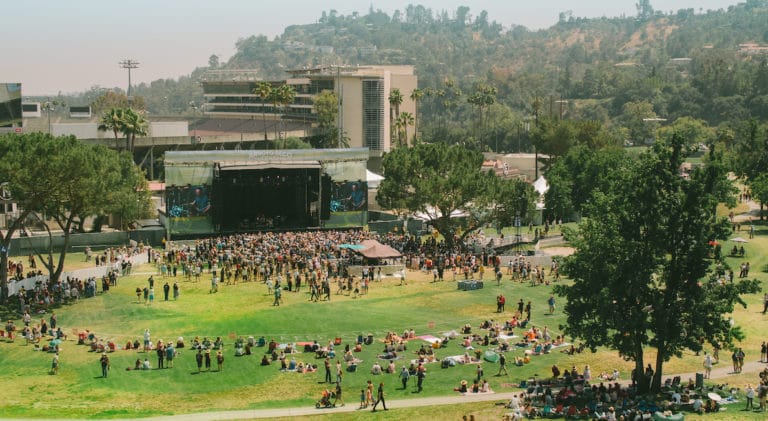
xmin=0 ymin=220 xmax=766 ymax=419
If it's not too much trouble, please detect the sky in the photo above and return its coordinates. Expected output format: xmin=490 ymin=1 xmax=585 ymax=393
xmin=0 ymin=0 xmax=742 ymax=96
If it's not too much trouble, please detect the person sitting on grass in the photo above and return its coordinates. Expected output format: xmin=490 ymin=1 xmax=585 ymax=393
xmin=371 ymin=362 xmax=383 ymax=375
xmin=454 ymin=380 xmax=469 ymax=393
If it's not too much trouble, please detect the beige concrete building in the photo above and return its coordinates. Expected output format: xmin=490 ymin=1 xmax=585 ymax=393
xmin=201 ymin=65 xmax=417 ymax=154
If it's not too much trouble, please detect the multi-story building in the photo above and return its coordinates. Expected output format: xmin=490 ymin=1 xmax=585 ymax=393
xmin=201 ymin=65 xmax=417 ymax=154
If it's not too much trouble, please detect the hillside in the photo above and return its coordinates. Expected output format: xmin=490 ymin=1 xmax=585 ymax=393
xmin=63 ymin=1 xmax=768 ymax=150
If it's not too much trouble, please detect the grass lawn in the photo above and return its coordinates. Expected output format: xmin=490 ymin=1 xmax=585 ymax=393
xmin=1 ymin=221 xmax=766 ymax=419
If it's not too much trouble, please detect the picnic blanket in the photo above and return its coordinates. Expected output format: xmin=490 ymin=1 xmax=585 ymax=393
xmin=445 ymin=355 xmax=480 ymax=364
xmin=417 ymin=335 xmax=442 ymax=344
xmin=497 ymin=334 xmax=518 ymax=341
xmin=442 ymin=330 xmax=459 ymax=339
xmin=459 ymin=390 xmax=495 ymax=396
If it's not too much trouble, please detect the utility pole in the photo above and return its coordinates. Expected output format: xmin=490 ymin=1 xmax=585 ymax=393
xmin=119 ymin=59 xmax=140 ymax=102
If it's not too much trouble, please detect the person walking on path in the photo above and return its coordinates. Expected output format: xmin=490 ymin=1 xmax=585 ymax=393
xmin=737 ymin=347 xmax=745 ymax=373
xmin=498 ymin=353 xmax=508 ymax=376
xmin=332 ymin=382 xmax=344 ymax=407
xmin=99 ymin=352 xmax=110 ymax=378
xmin=371 ymin=382 xmax=387 ymax=412
xmin=703 ymin=352 xmax=713 ymax=379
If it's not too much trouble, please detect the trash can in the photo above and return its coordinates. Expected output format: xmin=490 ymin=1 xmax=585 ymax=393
xmin=695 ymin=372 xmax=704 ymax=390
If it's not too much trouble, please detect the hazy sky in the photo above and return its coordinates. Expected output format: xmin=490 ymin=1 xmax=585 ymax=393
xmin=1 ymin=0 xmax=741 ymax=96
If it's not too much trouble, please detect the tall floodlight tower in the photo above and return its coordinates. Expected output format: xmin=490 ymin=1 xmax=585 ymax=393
xmin=119 ymin=59 xmax=140 ymax=101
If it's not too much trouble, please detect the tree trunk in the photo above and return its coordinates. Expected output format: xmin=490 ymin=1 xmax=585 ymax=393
xmin=0 ymin=210 xmax=31 ymax=303
xmin=652 ymin=345 xmax=666 ymax=393
xmin=634 ymin=344 xmax=647 ymax=394
xmin=0 ymin=248 xmax=8 ymax=303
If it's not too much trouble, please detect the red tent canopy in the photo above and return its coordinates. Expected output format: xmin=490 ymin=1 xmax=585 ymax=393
xmin=356 ymin=240 xmax=402 ymax=259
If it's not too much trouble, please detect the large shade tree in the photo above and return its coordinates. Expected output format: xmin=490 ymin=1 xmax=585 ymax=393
xmin=555 ymin=135 xmax=760 ymax=394
xmin=377 ymin=143 xmax=533 ymax=249
xmin=0 ymin=133 xmax=150 ymax=302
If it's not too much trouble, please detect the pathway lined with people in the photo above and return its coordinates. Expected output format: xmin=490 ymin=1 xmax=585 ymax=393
xmin=121 ymin=359 xmax=767 ymax=420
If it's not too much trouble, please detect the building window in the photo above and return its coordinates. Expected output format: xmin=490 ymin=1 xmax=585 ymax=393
xmin=362 ymin=79 xmax=384 ymax=151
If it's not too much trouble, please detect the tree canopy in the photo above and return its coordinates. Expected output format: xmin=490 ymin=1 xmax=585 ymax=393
xmin=555 ymin=135 xmax=760 ymax=393
xmin=377 ymin=143 xmax=534 ymax=249
xmin=0 ymin=133 xmax=151 ymax=302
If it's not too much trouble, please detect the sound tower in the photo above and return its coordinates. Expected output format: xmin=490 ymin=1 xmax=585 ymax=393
xmin=320 ymin=174 xmax=332 ymax=220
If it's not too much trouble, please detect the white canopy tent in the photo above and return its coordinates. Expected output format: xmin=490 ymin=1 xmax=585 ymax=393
xmin=366 ymin=170 xmax=385 ymax=189
xmin=533 ymin=176 xmax=549 ymax=196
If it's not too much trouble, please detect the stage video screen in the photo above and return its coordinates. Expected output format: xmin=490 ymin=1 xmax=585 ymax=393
xmin=0 ymin=83 xmax=22 ymax=132
xmin=330 ymin=181 xmax=368 ymax=212
xmin=166 ymin=184 xmax=214 ymax=235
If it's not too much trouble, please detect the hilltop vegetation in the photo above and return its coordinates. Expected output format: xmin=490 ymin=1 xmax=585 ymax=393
xmin=59 ymin=2 xmax=768 ymax=151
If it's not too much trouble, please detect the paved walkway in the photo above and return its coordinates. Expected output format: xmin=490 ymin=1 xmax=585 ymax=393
xmin=127 ymin=360 xmax=768 ymax=421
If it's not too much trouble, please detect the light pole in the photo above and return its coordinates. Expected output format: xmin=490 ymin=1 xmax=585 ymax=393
xmin=119 ymin=59 xmax=140 ymax=102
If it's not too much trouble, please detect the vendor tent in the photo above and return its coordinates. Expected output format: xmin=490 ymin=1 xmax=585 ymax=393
xmin=356 ymin=239 xmax=402 ymax=259
xmin=366 ymin=170 xmax=385 ymax=189
xmin=533 ymin=176 xmax=549 ymax=195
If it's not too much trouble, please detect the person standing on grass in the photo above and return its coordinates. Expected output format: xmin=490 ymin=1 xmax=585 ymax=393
xmin=525 ymin=301 xmax=532 ymax=321
xmin=548 ymin=295 xmax=556 ymax=314
xmin=216 ymin=350 xmax=224 ymax=371
xmin=136 ymin=287 xmax=142 ymax=303
xmin=371 ymin=382 xmax=387 ymax=412
xmin=195 ymin=349 xmax=203 ymax=373
xmin=746 ymin=384 xmax=755 ymax=410
xmin=51 ymin=352 xmax=59 ymax=375
xmin=416 ymin=363 xmax=426 ymax=392
xmin=163 ymin=282 xmax=170 ymax=301
xmin=173 ymin=282 xmax=179 ymax=300
xmin=143 ymin=329 xmax=151 ymax=352
xmin=204 ymin=348 xmax=212 ymax=371
xmin=165 ymin=343 xmax=175 ymax=368
xmin=399 ymin=366 xmax=410 ymax=389
xmin=324 ymin=357 xmax=332 ymax=383
xmin=99 ymin=352 xmax=110 ymax=378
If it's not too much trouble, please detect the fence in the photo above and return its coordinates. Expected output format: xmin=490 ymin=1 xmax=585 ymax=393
xmin=6 ymin=249 xmax=150 ymax=297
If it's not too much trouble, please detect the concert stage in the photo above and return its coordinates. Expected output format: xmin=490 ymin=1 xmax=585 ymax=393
xmin=163 ymin=149 xmax=369 ymax=239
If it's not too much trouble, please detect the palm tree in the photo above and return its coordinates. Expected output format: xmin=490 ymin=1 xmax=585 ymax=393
xmin=388 ymin=88 xmax=403 ymax=145
xmin=97 ymin=108 xmax=126 ymax=148
xmin=253 ymin=81 xmax=272 ymax=141
xmin=409 ymin=88 xmax=424 ymax=144
xmin=121 ymin=108 xmax=148 ymax=152
xmin=275 ymin=84 xmax=296 ymax=148
xmin=396 ymin=112 xmax=415 ymax=147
